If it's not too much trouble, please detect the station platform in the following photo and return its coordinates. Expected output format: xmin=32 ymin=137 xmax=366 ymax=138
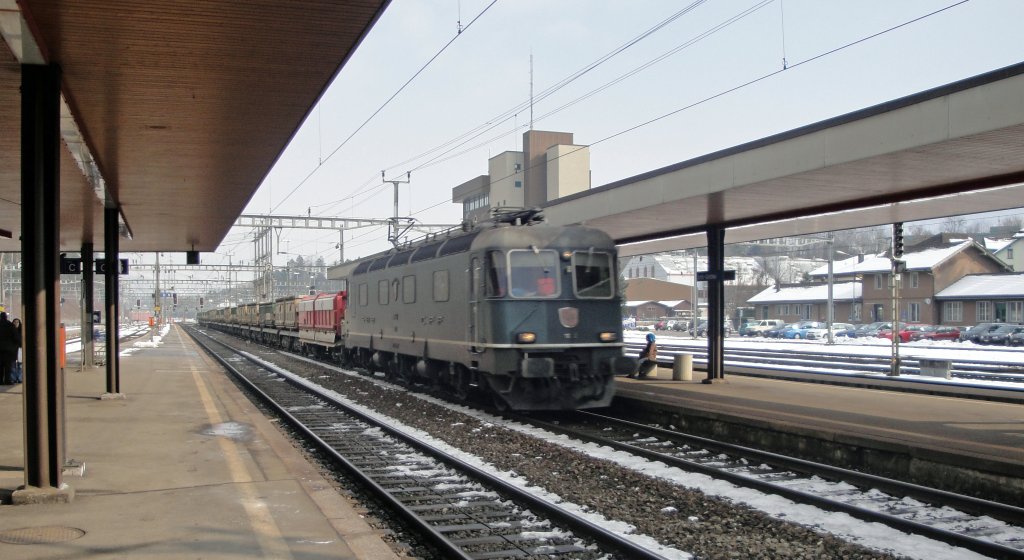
xmin=0 ymin=324 xmax=401 ymax=560
xmin=612 ymin=367 xmax=1024 ymax=502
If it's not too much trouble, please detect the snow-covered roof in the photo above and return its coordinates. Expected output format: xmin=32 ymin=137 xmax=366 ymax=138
xmin=809 ymin=241 xmax=975 ymax=276
xmin=985 ymin=237 xmax=1015 ymax=252
xmin=934 ymin=273 xmax=1024 ymax=299
xmin=747 ymin=282 xmax=861 ymax=304
xmin=623 ymin=300 xmax=682 ymax=308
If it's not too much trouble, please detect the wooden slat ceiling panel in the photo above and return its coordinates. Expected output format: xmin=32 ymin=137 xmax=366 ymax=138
xmin=0 ymin=0 xmax=387 ymax=252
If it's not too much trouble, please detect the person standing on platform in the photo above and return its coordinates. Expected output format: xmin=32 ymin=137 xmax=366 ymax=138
xmin=11 ymin=317 xmax=22 ymax=384
xmin=628 ymin=332 xmax=658 ymax=379
xmin=0 ymin=312 xmax=16 ymax=384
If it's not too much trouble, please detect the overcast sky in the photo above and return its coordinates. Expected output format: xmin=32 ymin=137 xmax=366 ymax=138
xmin=215 ymin=0 xmax=1024 ymax=268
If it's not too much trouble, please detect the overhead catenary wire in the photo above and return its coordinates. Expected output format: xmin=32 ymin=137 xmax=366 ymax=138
xmin=407 ymin=0 xmax=973 ymax=222
xmin=300 ymin=1 xmax=712 ymax=220
xmin=269 ymin=0 xmax=500 ymax=215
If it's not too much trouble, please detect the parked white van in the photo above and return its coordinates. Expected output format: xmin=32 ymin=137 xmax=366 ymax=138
xmin=742 ymin=319 xmax=784 ymax=336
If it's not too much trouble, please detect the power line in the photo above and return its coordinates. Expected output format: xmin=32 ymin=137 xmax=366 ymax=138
xmin=270 ymin=0 xmax=500 ymax=214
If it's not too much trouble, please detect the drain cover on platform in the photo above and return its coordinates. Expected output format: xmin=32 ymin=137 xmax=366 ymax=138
xmin=0 ymin=526 xmax=86 ymax=545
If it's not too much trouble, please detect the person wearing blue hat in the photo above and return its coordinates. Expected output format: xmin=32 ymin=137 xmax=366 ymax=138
xmin=628 ymin=332 xmax=658 ymax=379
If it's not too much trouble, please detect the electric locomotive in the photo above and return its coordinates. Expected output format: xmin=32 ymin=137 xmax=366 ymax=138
xmin=340 ymin=210 xmax=634 ymax=410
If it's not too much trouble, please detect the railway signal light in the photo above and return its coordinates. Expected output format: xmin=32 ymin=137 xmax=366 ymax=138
xmin=172 ymin=292 xmax=178 ymax=305
xmin=892 ymin=222 xmax=904 ymax=258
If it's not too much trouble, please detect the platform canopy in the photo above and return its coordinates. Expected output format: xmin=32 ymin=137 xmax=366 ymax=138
xmin=0 ymin=0 xmax=390 ymax=252
xmin=541 ymin=62 xmax=1024 ymax=255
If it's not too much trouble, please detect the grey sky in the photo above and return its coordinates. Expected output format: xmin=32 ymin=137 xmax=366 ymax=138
xmin=225 ymin=0 xmax=1024 ymax=265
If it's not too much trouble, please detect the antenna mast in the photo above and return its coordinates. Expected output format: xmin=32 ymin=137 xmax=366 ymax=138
xmin=529 ymin=53 xmax=534 ymax=130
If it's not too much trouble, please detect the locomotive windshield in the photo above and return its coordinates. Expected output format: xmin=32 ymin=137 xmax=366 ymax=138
xmin=507 ymin=250 xmax=560 ymax=298
xmin=572 ymin=250 xmax=614 ymax=298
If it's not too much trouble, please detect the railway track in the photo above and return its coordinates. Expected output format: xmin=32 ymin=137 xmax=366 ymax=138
xmin=527 ymin=410 xmax=1024 ymax=559
xmin=626 ymin=339 xmax=1024 ymax=383
xmin=186 ymin=326 xmax=672 ymax=560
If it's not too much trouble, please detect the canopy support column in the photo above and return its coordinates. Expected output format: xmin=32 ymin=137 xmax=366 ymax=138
xmin=703 ymin=224 xmax=727 ymax=384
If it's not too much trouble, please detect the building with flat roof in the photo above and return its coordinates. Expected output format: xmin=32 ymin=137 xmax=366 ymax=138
xmin=452 ymin=130 xmax=590 ymax=221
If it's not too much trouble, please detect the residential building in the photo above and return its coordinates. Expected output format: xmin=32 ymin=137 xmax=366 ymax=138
xmin=747 ymin=282 xmax=862 ymax=323
xmin=807 ymin=240 xmax=1008 ymax=324
xmin=934 ymin=273 xmax=1024 ymax=325
xmin=986 ymin=230 xmax=1024 ymax=272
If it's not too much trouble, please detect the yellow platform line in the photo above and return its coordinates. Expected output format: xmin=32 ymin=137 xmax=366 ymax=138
xmin=191 ymin=364 xmax=294 ymax=560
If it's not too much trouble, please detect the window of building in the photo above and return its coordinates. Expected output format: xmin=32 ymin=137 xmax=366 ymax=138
xmin=1008 ymin=248 xmax=1014 ymax=259
xmin=851 ymin=303 xmax=862 ymax=322
xmin=433 ymin=270 xmax=449 ymax=302
xmin=908 ymin=302 xmax=920 ymax=322
xmin=909 ymin=272 xmax=919 ymax=289
xmin=943 ymin=301 xmax=962 ymax=322
xmin=1008 ymin=301 xmax=1023 ymax=323
xmin=514 ymin=180 xmax=522 ymax=188
xmin=801 ymin=304 xmax=812 ymax=320
xmin=874 ymin=274 xmax=883 ymax=290
xmin=977 ymin=301 xmax=993 ymax=322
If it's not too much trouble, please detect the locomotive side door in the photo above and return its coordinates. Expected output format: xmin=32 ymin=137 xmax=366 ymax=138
xmin=469 ymin=256 xmax=481 ymax=352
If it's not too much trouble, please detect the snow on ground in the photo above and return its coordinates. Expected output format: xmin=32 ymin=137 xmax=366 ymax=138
xmin=627 ymin=330 xmax=1024 ymax=390
xmin=254 ymin=351 xmax=992 ymax=560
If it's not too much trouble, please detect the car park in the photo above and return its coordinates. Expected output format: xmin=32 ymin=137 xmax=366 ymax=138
xmin=781 ymin=321 xmax=824 ymax=339
xmin=804 ymin=322 xmax=855 ymax=340
xmin=960 ymin=322 xmax=1002 ymax=343
xmin=742 ymin=319 xmax=785 ymax=337
xmin=909 ymin=325 xmax=964 ymax=342
xmin=855 ymin=321 xmax=892 ymax=338
xmin=878 ymin=323 xmax=926 ymax=343
xmin=977 ymin=324 xmax=1024 ymax=345
xmin=765 ymin=322 xmax=796 ymax=338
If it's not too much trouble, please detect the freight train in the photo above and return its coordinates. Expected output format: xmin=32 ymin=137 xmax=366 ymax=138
xmin=198 ymin=210 xmax=634 ymax=410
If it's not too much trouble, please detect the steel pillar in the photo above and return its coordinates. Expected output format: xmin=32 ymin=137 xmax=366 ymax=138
xmin=104 ymin=208 xmax=121 ymax=395
xmin=703 ymin=225 xmax=726 ymax=383
xmin=19 ymin=64 xmax=68 ymax=497
xmin=81 ymin=243 xmax=94 ymax=368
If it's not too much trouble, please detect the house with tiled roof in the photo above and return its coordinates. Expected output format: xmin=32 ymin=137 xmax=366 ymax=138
xmin=807 ymin=239 xmax=1008 ymax=324
xmin=747 ymin=282 xmax=862 ymax=323
xmin=934 ymin=273 xmax=1024 ymax=324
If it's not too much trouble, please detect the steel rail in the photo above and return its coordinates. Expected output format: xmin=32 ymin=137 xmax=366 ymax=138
xmin=188 ymin=327 xmax=671 ymax=560
xmin=527 ymin=410 xmax=1024 ymax=560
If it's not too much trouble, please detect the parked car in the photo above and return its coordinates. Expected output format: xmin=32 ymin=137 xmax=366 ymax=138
xmin=834 ymin=323 xmax=869 ymax=338
xmin=977 ymin=324 xmax=1024 ymax=345
xmin=780 ymin=321 xmax=823 ymax=339
xmin=672 ymin=321 xmax=690 ymax=332
xmin=764 ymin=323 xmax=795 ymax=338
xmin=1009 ymin=329 xmax=1024 ymax=347
xmin=857 ymin=321 xmax=892 ymax=338
xmin=960 ymin=322 xmax=1003 ymax=343
xmin=690 ymin=321 xmax=734 ymax=337
xmin=804 ymin=323 xmax=855 ymax=340
xmin=909 ymin=325 xmax=964 ymax=342
xmin=878 ymin=323 xmax=926 ymax=343
xmin=742 ymin=319 xmax=785 ymax=337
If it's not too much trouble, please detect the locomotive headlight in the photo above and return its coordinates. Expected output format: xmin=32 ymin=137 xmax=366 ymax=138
xmin=598 ymin=331 xmax=618 ymax=342
xmin=516 ymin=332 xmax=537 ymax=343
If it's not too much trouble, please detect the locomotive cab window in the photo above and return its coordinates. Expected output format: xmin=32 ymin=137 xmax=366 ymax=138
xmin=508 ymin=249 xmax=559 ymax=298
xmin=572 ymin=250 xmax=614 ymax=298
xmin=486 ymin=251 xmax=507 ymax=297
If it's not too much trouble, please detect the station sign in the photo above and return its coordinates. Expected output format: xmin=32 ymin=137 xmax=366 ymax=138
xmin=95 ymin=258 xmax=130 ymax=275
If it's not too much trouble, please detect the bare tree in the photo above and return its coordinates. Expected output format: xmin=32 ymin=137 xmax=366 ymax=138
xmin=996 ymin=214 xmax=1024 ymax=233
xmin=754 ymin=256 xmax=786 ymax=288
